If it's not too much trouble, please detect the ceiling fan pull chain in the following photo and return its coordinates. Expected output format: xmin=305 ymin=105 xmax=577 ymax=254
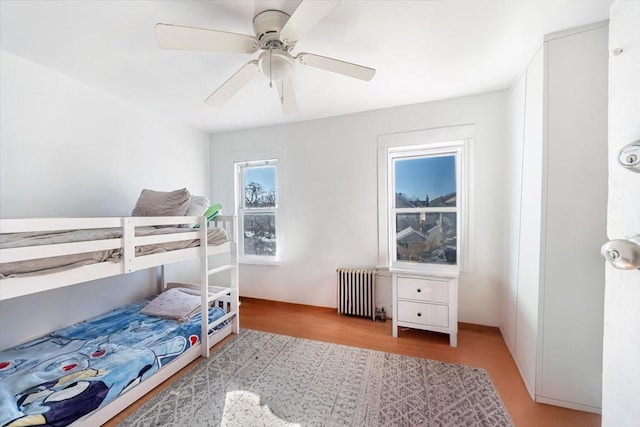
xmin=279 ymin=82 xmax=284 ymax=105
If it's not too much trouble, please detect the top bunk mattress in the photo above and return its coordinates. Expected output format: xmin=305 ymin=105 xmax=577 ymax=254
xmin=0 ymin=226 xmax=228 ymax=279
xmin=0 ymin=300 xmax=232 ymax=426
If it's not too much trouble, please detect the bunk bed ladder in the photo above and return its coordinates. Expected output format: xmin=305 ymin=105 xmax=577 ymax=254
xmin=229 ymin=215 xmax=239 ymax=334
xmin=201 ymin=215 xmax=240 ymax=358
xmin=199 ymin=216 xmax=210 ymax=358
xmin=156 ymin=215 xmax=239 ymax=359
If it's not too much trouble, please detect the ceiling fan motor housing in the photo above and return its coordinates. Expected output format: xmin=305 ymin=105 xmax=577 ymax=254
xmin=253 ymin=10 xmax=291 ymax=49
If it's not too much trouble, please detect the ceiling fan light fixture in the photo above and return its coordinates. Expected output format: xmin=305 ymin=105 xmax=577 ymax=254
xmin=258 ymin=50 xmax=295 ymax=82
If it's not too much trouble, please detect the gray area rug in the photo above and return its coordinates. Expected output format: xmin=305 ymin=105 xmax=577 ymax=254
xmin=120 ymin=329 xmax=513 ymax=426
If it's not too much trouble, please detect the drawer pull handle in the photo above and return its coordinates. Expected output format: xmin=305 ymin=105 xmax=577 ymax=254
xmin=417 ymin=288 xmax=422 ymax=292
xmin=417 ymin=312 xmax=422 ymax=317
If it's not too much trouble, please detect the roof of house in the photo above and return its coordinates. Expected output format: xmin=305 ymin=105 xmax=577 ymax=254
xmin=396 ymin=227 xmax=427 ymax=244
xmin=428 ymin=192 xmax=457 ymax=207
xmin=395 ymin=193 xmax=416 ymax=208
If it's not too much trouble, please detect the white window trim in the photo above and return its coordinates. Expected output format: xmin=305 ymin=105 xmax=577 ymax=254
xmin=233 ymin=154 xmax=284 ymax=265
xmin=377 ymin=125 xmax=474 ymax=275
xmin=236 ymin=159 xmax=280 ymax=264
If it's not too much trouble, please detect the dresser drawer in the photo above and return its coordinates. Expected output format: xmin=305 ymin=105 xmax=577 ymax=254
xmin=397 ymin=301 xmax=449 ymax=327
xmin=397 ymin=276 xmax=449 ymax=303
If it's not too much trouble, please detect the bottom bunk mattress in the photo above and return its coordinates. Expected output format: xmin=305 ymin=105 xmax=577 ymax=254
xmin=0 ymin=301 xmax=232 ymax=427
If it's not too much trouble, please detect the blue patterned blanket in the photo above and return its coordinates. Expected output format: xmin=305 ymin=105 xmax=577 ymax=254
xmin=0 ymin=301 xmax=229 ymax=426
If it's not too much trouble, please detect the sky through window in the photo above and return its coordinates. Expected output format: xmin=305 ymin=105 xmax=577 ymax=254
xmin=245 ymin=165 xmax=276 ymax=192
xmin=394 ymin=155 xmax=455 ymax=201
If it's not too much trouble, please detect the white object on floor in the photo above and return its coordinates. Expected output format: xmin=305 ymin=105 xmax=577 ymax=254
xmin=221 ymin=390 xmax=300 ymax=427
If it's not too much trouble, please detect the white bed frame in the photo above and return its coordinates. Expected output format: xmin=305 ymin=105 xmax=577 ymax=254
xmin=0 ymin=215 xmax=239 ymax=426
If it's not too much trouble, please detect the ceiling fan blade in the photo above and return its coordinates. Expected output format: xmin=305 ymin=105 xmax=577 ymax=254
xmin=155 ymin=23 xmax=258 ymax=54
xmin=205 ymin=60 xmax=260 ymax=107
xmin=275 ymin=79 xmax=298 ymax=115
xmin=296 ymin=52 xmax=376 ymax=81
xmin=280 ymin=0 xmax=341 ymax=44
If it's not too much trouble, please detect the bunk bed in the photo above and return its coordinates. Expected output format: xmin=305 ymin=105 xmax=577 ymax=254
xmin=0 ymin=214 xmax=239 ymax=427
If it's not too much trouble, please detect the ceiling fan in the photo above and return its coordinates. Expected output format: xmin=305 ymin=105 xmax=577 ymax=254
xmin=155 ymin=0 xmax=375 ymax=114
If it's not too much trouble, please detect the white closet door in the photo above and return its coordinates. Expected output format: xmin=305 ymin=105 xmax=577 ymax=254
xmin=515 ymin=45 xmax=544 ymax=398
xmin=541 ymin=24 xmax=608 ymax=409
xmin=503 ymin=69 xmax=527 ymax=354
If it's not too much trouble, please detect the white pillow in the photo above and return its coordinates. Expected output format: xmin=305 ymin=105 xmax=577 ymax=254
xmin=180 ymin=195 xmax=210 ymax=227
xmin=185 ymin=195 xmax=210 ymax=217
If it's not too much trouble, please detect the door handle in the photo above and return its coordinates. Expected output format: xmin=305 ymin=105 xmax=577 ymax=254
xmin=601 ymin=236 xmax=640 ymax=270
xmin=618 ymin=140 xmax=640 ymax=172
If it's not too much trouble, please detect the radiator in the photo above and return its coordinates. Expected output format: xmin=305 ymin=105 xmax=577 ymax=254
xmin=337 ymin=268 xmax=377 ymax=321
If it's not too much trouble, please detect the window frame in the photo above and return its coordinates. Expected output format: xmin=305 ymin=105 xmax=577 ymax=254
xmin=235 ymin=159 xmax=281 ymax=264
xmin=389 ymin=145 xmax=464 ymax=274
xmin=377 ymin=126 xmax=472 ymax=276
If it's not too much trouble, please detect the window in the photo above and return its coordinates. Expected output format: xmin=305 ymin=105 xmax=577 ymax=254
xmin=236 ymin=160 xmax=280 ymax=263
xmin=391 ymin=150 xmax=460 ymax=269
xmin=378 ymin=127 xmax=470 ymax=274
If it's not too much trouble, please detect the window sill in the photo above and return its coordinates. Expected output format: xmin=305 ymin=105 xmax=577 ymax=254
xmin=389 ymin=265 xmax=460 ymax=278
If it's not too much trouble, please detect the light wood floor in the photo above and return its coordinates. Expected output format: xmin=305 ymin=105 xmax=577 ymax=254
xmin=107 ymin=298 xmax=601 ymax=427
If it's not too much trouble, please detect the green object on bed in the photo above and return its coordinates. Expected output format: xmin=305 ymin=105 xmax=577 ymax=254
xmin=193 ymin=203 xmax=222 ymax=228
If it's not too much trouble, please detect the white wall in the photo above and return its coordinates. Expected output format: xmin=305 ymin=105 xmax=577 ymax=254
xmin=211 ymin=90 xmax=507 ymax=326
xmin=0 ymin=50 xmax=210 ymax=350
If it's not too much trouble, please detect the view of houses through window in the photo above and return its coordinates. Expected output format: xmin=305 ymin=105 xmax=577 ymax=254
xmin=393 ymin=154 xmax=458 ymax=265
xmin=237 ymin=161 xmax=278 ymax=261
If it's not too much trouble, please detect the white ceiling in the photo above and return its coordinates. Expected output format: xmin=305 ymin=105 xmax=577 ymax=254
xmin=0 ymin=0 xmax=613 ymax=134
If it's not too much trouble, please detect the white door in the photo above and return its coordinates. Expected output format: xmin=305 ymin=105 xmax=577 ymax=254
xmin=601 ymin=2 xmax=640 ymax=426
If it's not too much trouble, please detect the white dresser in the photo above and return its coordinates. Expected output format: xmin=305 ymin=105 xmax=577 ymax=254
xmin=392 ymin=272 xmax=458 ymax=347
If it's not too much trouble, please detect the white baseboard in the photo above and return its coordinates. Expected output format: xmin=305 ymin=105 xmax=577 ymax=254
xmin=536 ymin=396 xmax=601 ymax=415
